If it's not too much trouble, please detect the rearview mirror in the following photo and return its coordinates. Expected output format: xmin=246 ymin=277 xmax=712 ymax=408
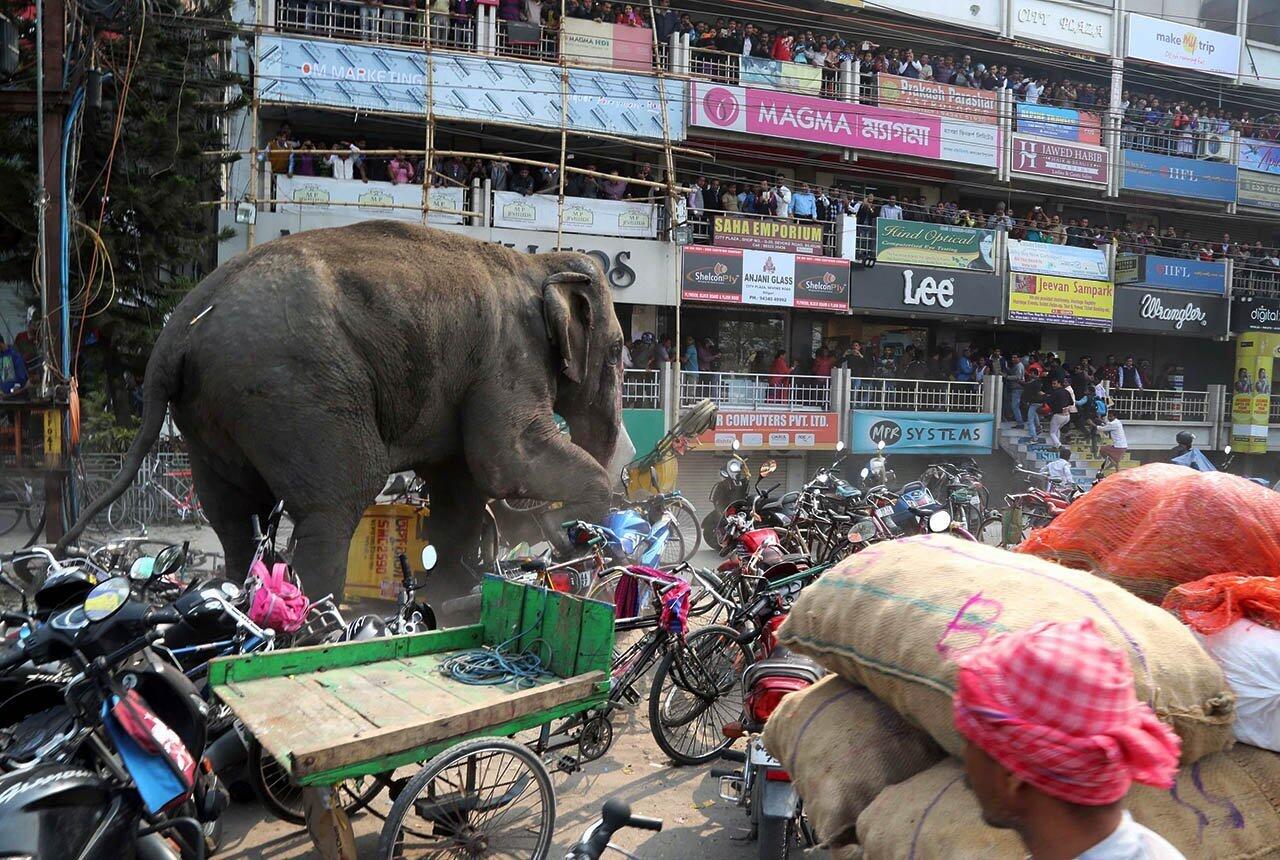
xmin=153 ymin=544 xmax=186 ymax=579
xmin=421 ymin=546 xmax=438 ymax=571
xmin=835 ymin=441 xmax=846 ymax=453
xmin=84 ymin=577 xmax=131 ymax=623
xmin=759 ymin=460 xmax=778 ymax=477
xmin=731 ymin=439 xmax=742 ymax=452
xmin=1224 ymin=445 xmax=1233 ymax=455
xmin=860 ymin=467 xmax=870 ymax=480
xmin=877 ymin=440 xmax=886 ymax=451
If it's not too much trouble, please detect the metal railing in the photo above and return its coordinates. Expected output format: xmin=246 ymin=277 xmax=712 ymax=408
xmin=689 ymin=208 xmax=839 ymax=257
xmin=850 ymin=377 xmax=984 ymax=413
xmin=272 ymin=1 xmax=475 ymax=50
xmin=623 ymin=369 xmax=661 ymax=409
xmin=680 ymin=371 xmax=831 ymax=411
xmin=495 ymin=19 xmax=558 ymax=61
xmin=1234 ymin=264 xmax=1280 ymax=300
xmin=1109 ymin=388 xmax=1209 ymax=423
xmin=688 ymin=47 xmax=739 ymax=84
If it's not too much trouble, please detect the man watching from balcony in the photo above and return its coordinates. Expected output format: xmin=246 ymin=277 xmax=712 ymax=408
xmin=772 ymin=175 xmax=792 ymax=218
xmin=791 ymin=183 xmax=817 ymax=221
xmin=489 ymin=154 xmax=510 ymax=192
xmin=652 ymin=0 xmax=677 ymax=42
xmin=878 ymin=194 xmax=904 ymax=221
xmin=721 ymin=183 xmax=740 ymax=212
xmin=687 ymin=176 xmax=707 ymax=223
xmin=1117 ymin=357 xmax=1144 ymax=390
xmin=387 ymin=152 xmax=415 ymax=184
xmin=326 ymin=145 xmax=356 ymax=181
xmin=509 ymin=165 xmax=535 ymax=196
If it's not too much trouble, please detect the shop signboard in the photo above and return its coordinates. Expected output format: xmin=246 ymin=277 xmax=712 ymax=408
xmin=1111 ymin=286 xmax=1228 ymax=337
xmin=276 ymin=175 xmax=465 ymax=224
xmin=1134 ymin=255 xmax=1227 ymax=295
xmin=1011 ymin=134 xmax=1108 ymax=185
xmin=561 ymin=18 xmax=653 ymax=72
xmin=865 ymin=0 xmax=999 ymax=32
xmin=689 ymin=81 xmax=999 ymax=168
xmin=851 ymin=263 xmax=1004 ymax=319
xmin=1010 ymin=0 xmax=1112 ymax=55
xmin=876 ymin=73 xmax=997 ymax=125
xmin=680 ymin=246 xmax=850 ymax=311
xmin=491 ymin=191 xmax=657 ymax=238
xmin=1115 ymin=254 xmax=1140 ymax=284
xmin=1126 ymin=12 xmax=1241 ymax=78
xmin=1231 ymin=298 xmax=1280 ymax=334
xmin=1121 ymin=150 xmax=1238 ymax=203
xmin=488 ymin=226 xmax=677 ymax=306
xmin=1239 ymin=139 xmax=1280 ymax=176
xmin=849 ymin=411 xmax=995 ymax=454
xmin=1014 ymin=103 xmax=1102 ymax=145
xmin=740 ymin=56 xmax=822 ymax=95
xmin=711 ymin=214 xmax=823 ymax=254
xmin=700 ymin=411 xmax=840 ymax=450
xmin=1239 ymin=170 xmax=1280 ymax=212
xmin=256 ymin=34 xmax=686 ymax=142
xmin=874 ymin=219 xmax=995 ymax=272
xmin=1230 ymin=332 xmax=1278 ymax=454
xmin=1008 ymin=273 xmax=1114 ymax=329
xmin=1006 ymin=239 xmax=1108 ymax=280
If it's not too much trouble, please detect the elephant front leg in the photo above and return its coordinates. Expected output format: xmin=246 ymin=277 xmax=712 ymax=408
xmin=415 ymin=461 xmax=490 ymax=612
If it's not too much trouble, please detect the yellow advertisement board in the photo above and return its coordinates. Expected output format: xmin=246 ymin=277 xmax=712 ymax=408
xmin=1008 ymin=273 xmax=1114 ymax=329
xmin=1231 ymin=332 xmax=1277 ymax=453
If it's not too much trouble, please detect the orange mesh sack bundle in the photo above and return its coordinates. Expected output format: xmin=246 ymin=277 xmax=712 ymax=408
xmin=1017 ymin=464 xmax=1280 ymax=603
xmin=1163 ymin=574 xmax=1280 ymax=635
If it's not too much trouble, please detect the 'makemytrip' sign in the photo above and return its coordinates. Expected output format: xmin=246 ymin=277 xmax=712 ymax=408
xmin=1232 ymin=298 xmax=1280 ymax=334
xmin=1112 ymin=286 xmax=1227 ymax=337
xmin=850 ymin=411 xmax=995 ymax=454
xmin=1126 ymin=12 xmax=1241 ymax=78
xmin=851 ymin=263 xmax=1004 ymax=319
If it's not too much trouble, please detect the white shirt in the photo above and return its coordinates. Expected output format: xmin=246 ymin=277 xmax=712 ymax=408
xmin=1096 ymin=418 xmax=1128 ymax=449
xmin=1075 ymin=812 xmax=1185 ymax=860
xmin=1041 ymin=459 xmax=1074 ymax=484
xmin=773 ymin=184 xmax=792 ymax=217
xmin=1024 ymin=80 xmax=1042 ymax=104
xmin=879 ymin=203 xmax=904 ymax=220
xmin=327 ymin=154 xmax=354 ymax=180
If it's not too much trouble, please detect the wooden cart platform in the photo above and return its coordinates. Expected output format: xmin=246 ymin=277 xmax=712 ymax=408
xmin=209 ymin=576 xmax=615 ymax=786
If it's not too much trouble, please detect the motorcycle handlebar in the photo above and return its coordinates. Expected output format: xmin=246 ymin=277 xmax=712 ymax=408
xmin=147 ymin=606 xmax=182 ymax=625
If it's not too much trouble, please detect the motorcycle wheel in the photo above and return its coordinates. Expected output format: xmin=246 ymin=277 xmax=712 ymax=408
xmin=758 ymin=815 xmax=795 ymax=860
xmin=700 ymin=509 xmax=722 ymax=548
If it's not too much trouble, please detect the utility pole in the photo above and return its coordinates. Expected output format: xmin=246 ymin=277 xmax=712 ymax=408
xmin=0 ymin=0 xmax=72 ymax=540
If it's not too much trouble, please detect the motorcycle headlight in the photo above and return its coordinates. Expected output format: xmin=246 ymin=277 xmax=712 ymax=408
xmin=928 ymin=509 xmax=952 ymax=533
xmin=727 ymin=460 xmax=743 ymax=476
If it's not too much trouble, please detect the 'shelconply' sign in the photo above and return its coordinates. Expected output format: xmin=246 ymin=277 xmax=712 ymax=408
xmin=680 ymin=245 xmax=850 ymax=311
xmin=1112 ymin=286 xmax=1227 ymax=337
xmin=850 ymin=411 xmax=995 ymax=454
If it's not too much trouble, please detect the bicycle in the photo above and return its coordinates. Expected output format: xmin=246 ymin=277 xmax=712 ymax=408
xmin=107 ymin=455 xmax=207 ymax=530
xmin=0 ymin=478 xmax=39 ymax=538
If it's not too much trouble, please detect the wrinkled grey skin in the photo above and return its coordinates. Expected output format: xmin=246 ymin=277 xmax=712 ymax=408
xmin=60 ymin=222 xmax=625 ymax=606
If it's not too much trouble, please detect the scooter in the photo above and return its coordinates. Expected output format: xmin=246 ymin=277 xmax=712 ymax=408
xmin=703 ymin=440 xmax=752 ymax=547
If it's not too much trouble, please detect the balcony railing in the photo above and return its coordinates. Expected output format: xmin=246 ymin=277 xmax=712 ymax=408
xmin=1234 ymin=264 xmax=1280 ymax=300
xmin=495 ymin=19 xmax=558 ymax=61
xmin=272 ymin=2 xmax=475 ymax=50
xmin=1109 ymin=388 xmax=1208 ymax=423
xmin=623 ymin=369 xmax=660 ymax=409
xmin=680 ymin=372 xmax=831 ymax=412
xmin=850 ymin=378 xmax=984 ymax=414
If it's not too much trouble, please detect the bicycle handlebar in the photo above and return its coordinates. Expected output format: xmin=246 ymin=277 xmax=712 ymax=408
xmin=567 ymin=799 xmax=663 ymax=860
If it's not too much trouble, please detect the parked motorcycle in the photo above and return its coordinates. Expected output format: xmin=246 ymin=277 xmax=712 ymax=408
xmin=703 ymin=442 xmax=753 ymax=547
xmin=0 ymin=576 xmax=219 ymax=860
xmin=922 ymin=460 xmax=988 ymax=535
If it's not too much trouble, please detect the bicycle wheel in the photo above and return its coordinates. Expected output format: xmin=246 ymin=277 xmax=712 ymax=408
xmin=79 ymin=477 xmax=116 ymax=534
xmin=247 ymin=738 xmax=384 ymax=826
xmin=662 ymin=497 xmax=701 ymax=564
xmin=648 ymin=624 xmax=752 ymax=765
xmin=586 ymin=568 xmax=660 ymax=626
xmin=978 ymin=512 xmax=1006 ymax=547
xmin=377 ymin=737 xmax=555 ymax=860
xmin=0 ymin=480 xmax=24 ymax=537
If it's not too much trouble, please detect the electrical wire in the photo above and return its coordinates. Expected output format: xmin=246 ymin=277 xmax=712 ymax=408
xmin=439 ymin=612 xmax=552 ymax=688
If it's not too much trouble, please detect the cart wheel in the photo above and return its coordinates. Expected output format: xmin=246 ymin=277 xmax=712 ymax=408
xmin=378 ymin=737 xmax=555 ymax=860
xmin=247 ymin=738 xmax=385 ymax=826
xmin=578 ymin=715 xmax=613 ymax=763
xmin=648 ymin=624 xmax=753 ymax=765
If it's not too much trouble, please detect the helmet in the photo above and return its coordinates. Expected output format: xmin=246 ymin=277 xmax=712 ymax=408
xmin=1176 ymin=431 xmax=1195 ymax=448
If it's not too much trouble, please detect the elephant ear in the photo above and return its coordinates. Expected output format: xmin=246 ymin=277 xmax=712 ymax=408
xmin=543 ymin=271 xmax=596 ymax=385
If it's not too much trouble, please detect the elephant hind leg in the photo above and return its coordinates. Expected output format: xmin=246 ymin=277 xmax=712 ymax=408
xmin=187 ymin=450 xmax=274 ymax=583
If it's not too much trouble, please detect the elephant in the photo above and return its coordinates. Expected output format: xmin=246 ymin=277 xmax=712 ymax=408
xmin=59 ymin=220 xmax=626 ymax=608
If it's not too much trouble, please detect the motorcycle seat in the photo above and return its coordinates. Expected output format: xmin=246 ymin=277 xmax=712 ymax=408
xmin=744 ymin=648 xmax=825 ymax=687
xmin=511 ymin=557 xmax=548 ymax=572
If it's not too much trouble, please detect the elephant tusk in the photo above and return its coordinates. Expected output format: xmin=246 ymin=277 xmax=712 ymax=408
xmin=189 ymin=305 xmax=215 ymax=327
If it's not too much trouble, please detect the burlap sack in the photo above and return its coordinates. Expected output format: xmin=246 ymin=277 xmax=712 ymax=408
xmin=776 ymin=535 xmax=1235 ymax=765
xmin=761 ymin=675 xmax=945 ymax=847
xmin=856 ymin=746 xmax=1280 ymax=860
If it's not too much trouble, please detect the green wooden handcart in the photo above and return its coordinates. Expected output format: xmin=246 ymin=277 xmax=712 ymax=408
xmin=209 ymin=575 xmax=616 ymax=859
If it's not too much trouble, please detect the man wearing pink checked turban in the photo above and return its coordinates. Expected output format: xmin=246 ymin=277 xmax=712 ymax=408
xmin=953 ymin=618 xmax=1185 ymax=859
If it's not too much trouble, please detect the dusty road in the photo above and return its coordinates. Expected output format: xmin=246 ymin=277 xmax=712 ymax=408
xmin=1 ymin=524 xmax=776 ymax=859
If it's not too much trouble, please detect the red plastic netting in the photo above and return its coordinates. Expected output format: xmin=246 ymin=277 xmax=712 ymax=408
xmin=1161 ymin=574 xmax=1280 ymax=635
xmin=1016 ymin=463 xmax=1280 ymax=604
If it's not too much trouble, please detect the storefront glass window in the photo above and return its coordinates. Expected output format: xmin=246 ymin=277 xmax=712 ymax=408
xmin=717 ymin=317 xmax=785 ymax=374
xmin=1126 ymin=0 xmax=1239 ymax=34
xmin=1249 ymin=0 xmax=1280 ymax=45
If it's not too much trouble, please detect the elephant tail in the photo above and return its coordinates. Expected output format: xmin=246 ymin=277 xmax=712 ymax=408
xmin=57 ymin=334 xmax=184 ymax=553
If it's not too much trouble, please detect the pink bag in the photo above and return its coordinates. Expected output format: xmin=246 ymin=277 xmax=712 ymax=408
xmin=248 ymin=559 xmax=311 ymax=634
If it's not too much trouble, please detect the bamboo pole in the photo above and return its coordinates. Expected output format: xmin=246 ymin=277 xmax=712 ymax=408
xmin=247 ymin=0 xmax=263 ymax=250
xmin=555 ymin=0 xmax=568 ymax=247
xmin=199 ymin=199 xmax=484 ymax=217
xmin=421 ymin=0 xmax=435 ymax=224
xmin=647 ymin=0 xmax=681 ymax=377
